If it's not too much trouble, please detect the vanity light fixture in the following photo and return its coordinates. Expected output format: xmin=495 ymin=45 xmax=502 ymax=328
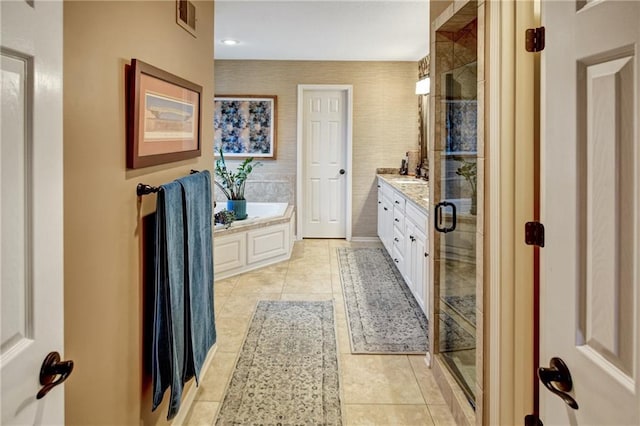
xmin=221 ymin=39 xmax=239 ymax=46
xmin=415 ymin=77 xmax=430 ymax=95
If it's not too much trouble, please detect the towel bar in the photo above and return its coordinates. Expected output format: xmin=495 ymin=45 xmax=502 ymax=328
xmin=137 ymin=170 xmax=200 ymax=196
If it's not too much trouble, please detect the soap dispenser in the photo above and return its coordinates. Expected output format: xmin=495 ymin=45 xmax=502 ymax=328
xmin=400 ymin=152 xmax=410 ymax=175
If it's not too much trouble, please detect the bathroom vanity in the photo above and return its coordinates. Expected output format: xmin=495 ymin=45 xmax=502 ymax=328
xmin=377 ymin=174 xmax=430 ymax=316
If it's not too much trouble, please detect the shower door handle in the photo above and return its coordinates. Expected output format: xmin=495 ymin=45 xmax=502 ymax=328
xmin=434 ymin=201 xmax=457 ymax=233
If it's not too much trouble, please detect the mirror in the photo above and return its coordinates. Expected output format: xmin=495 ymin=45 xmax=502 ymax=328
xmin=419 ymin=92 xmax=429 ymax=175
xmin=417 ymin=56 xmax=430 ymax=178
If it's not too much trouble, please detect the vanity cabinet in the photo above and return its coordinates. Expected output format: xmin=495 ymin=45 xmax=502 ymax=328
xmin=377 ymin=177 xmax=429 ymax=316
xmin=391 ymin=192 xmax=406 ymax=276
xmin=377 ymin=181 xmax=394 ymax=253
xmin=405 ymin=201 xmax=429 ymax=316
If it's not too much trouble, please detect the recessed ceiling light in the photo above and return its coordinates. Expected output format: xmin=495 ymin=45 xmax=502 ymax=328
xmin=221 ymin=39 xmax=239 ymax=46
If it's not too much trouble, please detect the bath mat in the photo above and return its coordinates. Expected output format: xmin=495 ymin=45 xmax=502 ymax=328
xmin=215 ymin=300 xmax=342 ymax=425
xmin=439 ymin=311 xmax=476 ymax=352
xmin=337 ymin=247 xmax=429 ymax=354
xmin=442 ymin=294 xmax=476 ymax=327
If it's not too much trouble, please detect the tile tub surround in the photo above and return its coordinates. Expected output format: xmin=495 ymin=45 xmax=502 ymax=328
xmin=214 ymin=172 xmax=296 ymax=205
xmin=377 ymin=173 xmax=429 ymax=212
xmin=183 ymin=239 xmax=456 ymax=425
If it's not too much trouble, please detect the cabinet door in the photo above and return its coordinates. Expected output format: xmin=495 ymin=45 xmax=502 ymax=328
xmin=377 ymin=189 xmax=384 ymax=240
xmin=382 ymin=196 xmax=394 ymax=252
xmin=414 ymin=229 xmax=427 ymax=314
xmin=404 ymin=220 xmax=416 ymax=290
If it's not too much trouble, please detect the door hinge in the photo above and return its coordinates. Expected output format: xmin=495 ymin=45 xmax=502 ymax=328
xmin=525 ymin=221 xmax=545 ymax=247
xmin=524 ymin=414 xmax=543 ymax=426
xmin=525 ymin=26 xmax=545 ymax=52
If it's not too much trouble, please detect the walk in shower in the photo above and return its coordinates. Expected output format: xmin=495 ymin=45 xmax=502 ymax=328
xmin=432 ymin=1 xmax=480 ymax=407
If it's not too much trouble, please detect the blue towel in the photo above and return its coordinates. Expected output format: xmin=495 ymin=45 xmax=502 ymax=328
xmin=151 ymin=172 xmax=216 ymax=420
xmin=178 ymin=171 xmax=216 ymax=383
xmin=152 ymin=181 xmax=188 ymax=419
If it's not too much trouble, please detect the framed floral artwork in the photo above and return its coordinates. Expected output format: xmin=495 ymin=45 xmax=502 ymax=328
xmin=214 ymin=95 xmax=277 ymax=159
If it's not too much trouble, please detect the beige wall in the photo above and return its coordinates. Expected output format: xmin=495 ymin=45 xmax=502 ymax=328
xmin=215 ymin=60 xmax=419 ymax=237
xmin=63 ymin=1 xmax=214 ymax=424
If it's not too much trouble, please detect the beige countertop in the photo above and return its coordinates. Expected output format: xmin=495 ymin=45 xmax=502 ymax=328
xmin=377 ymin=174 xmax=429 ymax=213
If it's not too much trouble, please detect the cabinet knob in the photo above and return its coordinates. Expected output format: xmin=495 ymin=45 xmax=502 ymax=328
xmin=394 ymin=237 xmax=399 ymax=242
xmin=424 ymin=253 xmax=429 ymax=257
xmin=394 ymin=218 xmax=399 ymax=222
xmin=384 ymin=207 xmax=388 ymax=211
xmin=394 ymin=258 xmax=399 ymax=263
xmin=395 ymin=200 xmax=400 ymax=204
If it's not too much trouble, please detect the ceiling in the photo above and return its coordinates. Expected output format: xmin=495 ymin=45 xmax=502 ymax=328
xmin=214 ymin=1 xmax=430 ymax=61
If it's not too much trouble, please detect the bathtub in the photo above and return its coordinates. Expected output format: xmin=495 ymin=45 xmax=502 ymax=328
xmin=215 ymin=202 xmax=289 ymax=227
xmin=213 ymin=202 xmax=295 ymax=280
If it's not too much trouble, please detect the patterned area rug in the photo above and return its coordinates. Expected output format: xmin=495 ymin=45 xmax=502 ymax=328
xmin=215 ymin=300 xmax=342 ymax=425
xmin=337 ymin=247 xmax=429 ymax=354
xmin=442 ymin=294 xmax=476 ymax=326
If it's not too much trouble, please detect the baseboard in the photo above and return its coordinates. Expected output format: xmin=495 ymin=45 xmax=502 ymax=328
xmin=172 ymin=343 xmax=218 ymax=425
xmin=349 ymin=236 xmax=381 ymax=242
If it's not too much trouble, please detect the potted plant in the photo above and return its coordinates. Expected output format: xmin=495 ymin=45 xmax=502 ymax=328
xmin=214 ymin=148 xmax=261 ymax=220
xmin=214 ymin=209 xmax=236 ymax=228
xmin=455 ymin=157 xmax=477 ymax=215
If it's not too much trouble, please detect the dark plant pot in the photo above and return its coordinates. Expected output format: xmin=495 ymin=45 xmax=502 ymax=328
xmin=227 ymin=199 xmax=247 ymax=220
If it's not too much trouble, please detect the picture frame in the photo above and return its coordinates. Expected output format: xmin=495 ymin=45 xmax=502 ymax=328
xmin=214 ymin=95 xmax=277 ymax=159
xmin=126 ymin=59 xmax=202 ymax=169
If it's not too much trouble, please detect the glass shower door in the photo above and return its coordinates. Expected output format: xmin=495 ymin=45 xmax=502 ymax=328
xmin=433 ymin=12 xmax=478 ymax=406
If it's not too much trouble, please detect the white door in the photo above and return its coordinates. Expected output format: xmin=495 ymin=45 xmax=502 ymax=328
xmin=1 ymin=0 xmax=65 ymax=424
xmin=300 ymin=89 xmax=348 ymax=238
xmin=541 ymin=0 xmax=640 ymax=423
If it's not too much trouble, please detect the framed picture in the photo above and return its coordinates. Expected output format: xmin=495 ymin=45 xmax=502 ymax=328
xmin=127 ymin=59 xmax=202 ymax=169
xmin=214 ymin=95 xmax=277 ymax=159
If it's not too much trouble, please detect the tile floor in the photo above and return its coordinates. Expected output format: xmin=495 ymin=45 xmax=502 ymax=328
xmin=184 ymin=239 xmax=456 ymax=425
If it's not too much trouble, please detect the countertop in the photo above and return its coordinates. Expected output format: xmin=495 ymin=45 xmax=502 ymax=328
xmin=377 ymin=174 xmax=429 ymax=213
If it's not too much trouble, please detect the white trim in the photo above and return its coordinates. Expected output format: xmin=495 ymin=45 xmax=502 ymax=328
xmin=172 ymin=344 xmax=218 ymax=425
xmin=349 ymin=237 xmax=380 ymax=243
xmin=296 ymin=84 xmax=353 ymax=241
xmin=488 ymin=1 xmax=503 ymax=424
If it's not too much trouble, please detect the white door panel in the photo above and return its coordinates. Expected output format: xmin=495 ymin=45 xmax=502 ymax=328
xmin=1 ymin=0 xmax=65 ymax=424
xmin=302 ymin=89 xmax=347 ymax=238
xmin=541 ymin=0 xmax=639 ymax=423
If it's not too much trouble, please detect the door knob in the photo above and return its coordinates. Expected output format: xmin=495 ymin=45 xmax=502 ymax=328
xmin=538 ymin=357 xmax=579 ymax=409
xmin=339 ymin=169 xmax=346 ymax=175
xmin=37 ymin=351 xmax=74 ymax=399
